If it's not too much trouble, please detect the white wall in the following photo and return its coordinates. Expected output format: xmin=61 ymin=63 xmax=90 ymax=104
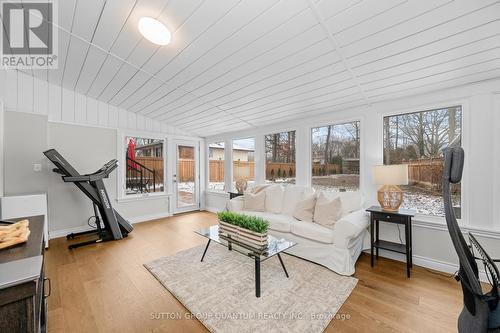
xmin=3 ymin=111 xmax=48 ymax=195
xmin=0 ymin=70 xmax=202 ymax=238
xmin=205 ymin=78 xmax=500 ymax=275
xmin=0 ymin=70 xmax=191 ymax=135
xmin=0 ymin=101 xmax=4 ymax=197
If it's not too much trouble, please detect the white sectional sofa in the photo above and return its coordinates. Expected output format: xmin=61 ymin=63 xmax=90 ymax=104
xmin=226 ymin=185 xmax=370 ymax=275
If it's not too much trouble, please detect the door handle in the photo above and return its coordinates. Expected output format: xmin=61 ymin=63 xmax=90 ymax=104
xmin=44 ymin=277 xmax=51 ymax=298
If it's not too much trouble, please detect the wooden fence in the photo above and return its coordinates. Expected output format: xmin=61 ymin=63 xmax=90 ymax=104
xmin=402 ymin=157 xmax=444 ymax=189
xmin=265 ymin=162 xmax=295 ymax=179
xmin=209 ymin=160 xmax=225 ymax=182
xmin=208 ymin=160 xmax=255 ymax=182
xmin=134 ymin=157 xmax=164 ymax=183
xmin=135 ymin=157 xmax=448 ymax=190
xmin=311 ymin=163 xmax=342 ymax=176
xmin=178 ymin=158 xmax=195 ymax=182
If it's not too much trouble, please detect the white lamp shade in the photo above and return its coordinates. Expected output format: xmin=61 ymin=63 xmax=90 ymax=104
xmin=373 ymin=164 xmax=408 ymax=185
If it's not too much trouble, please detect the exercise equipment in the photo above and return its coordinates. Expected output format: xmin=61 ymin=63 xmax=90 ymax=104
xmin=443 ymin=147 xmax=500 ymax=331
xmin=44 ymin=149 xmax=133 ymax=249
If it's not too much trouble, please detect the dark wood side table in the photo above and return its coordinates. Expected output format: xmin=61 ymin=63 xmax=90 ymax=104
xmin=366 ymin=206 xmax=416 ymax=278
xmin=228 ymin=192 xmax=244 ymax=200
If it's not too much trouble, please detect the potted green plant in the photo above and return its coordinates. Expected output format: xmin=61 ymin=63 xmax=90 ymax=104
xmin=217 ymin=211 xmax=240 ymax=238
xmin=217 ymin=211 xmax=269 ymax=248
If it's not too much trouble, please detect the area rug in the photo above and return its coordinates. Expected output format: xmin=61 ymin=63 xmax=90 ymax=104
xmin=145 ymin=244 xmax=357 ymax=333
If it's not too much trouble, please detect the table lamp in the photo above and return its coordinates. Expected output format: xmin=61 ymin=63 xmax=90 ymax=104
xmin=373 ymin=164 xmax=409 ymax=211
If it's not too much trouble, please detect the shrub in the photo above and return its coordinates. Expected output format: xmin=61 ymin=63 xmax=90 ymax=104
xmin=217 ymin=211 xmax=269 ymax=233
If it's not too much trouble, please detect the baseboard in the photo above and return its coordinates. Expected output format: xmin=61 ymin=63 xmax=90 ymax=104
xmin=49 ymin=212 xmax=172 ymax=240
xmin=49 ymin=225 xmax=94 ymax=239
xmin=367 ymin=249 xmax=489 ymax=282
xmin=204 ymin=206 xmax=223 ymax=213
xmin=127 ymin=212 xmax=172 ymax=224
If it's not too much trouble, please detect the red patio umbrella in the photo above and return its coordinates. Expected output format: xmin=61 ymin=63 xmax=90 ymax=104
xmin=127 ymin=138 xmax=137 ymax=169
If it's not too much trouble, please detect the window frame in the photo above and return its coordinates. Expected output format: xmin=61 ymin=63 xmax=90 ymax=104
xmin=309 ymin=120 xmax=362 ymax=193
xmin=231 ymin=137 xmax=256 ymax=192
xmin=378 ymin=100 xmax=469 ymax=225
xmin=263 ymin=130 xmax=297 ymax=184
xmin=206 ymin=141 xmax=226 ymax=193
xmin=117 ymin=130 xmax=168 ymax=201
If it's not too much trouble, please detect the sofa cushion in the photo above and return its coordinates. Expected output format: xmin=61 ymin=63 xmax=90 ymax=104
xmin=293 ymin=193 xmax=316 ymax=222
xmin=313 ymin=193 xmax=343 ymax=228
xmin=243 ymin=191 xmax=265 ymax=212
xmin=291 ymin=220 xmax=335 ymax=244
xmin=338 ymin=191 xmax=363 ymax=215
xmin=317 ymin=190 xmax=363 ymax=217
xmin=265 ymin=185 xmax=284 ymax=213
xmin=242 ymin=211 xmax=293 ymax=233
xmin=281 ymin=185 xmax=314 ymax=215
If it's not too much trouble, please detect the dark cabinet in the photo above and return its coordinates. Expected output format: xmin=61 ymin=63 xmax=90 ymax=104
xmin=0 ymin=216 xmax=48 ymax=333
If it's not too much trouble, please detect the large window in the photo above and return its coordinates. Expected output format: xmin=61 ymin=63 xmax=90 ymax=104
xmin=232 ymin=138 xmax=255 ymax=191
xmin=311 ymin=121 xmax=360 ymax=192
xmin=125 ymin=136 xmax=164 ymax=195
xmin=265 ymin=131 xmax=296 ymax=184
xmin=383 ymin=105 xmax=462 ymax=217
xmin=208 ymin=141 xmax=225 ymax=192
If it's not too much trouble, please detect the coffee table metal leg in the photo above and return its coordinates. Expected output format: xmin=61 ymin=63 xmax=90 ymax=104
xmin=255 ymin=257 xmax=261 ymax=298
xmin=200 ymin=239 xmax=211 ymax=262
xmin=277 ymin=253 xmax=289 ymax=278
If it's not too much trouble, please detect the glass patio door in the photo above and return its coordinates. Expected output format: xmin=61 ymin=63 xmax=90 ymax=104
xmin=174 ymin=141 xmax=199 ymax=213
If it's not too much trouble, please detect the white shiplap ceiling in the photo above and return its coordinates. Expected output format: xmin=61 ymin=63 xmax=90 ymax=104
xmin=16 ymin=0 xmax=500 ymax=136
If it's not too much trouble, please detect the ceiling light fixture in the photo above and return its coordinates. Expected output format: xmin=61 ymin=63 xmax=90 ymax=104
xmin=138 ymin=17 xmax=171 ymax=46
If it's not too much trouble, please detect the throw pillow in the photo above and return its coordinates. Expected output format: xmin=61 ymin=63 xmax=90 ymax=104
xmin=265 ymin=185 xmax=284 ymax=213
xmin=313 ymin=192 xmax=343 ymax=228
xmin=281 ymin=185 xmax=312 ymax=215
xmin=252 ymin=184 xmax=271 ymax=194
xmin=293 ymin=194 xmax=317 ymax=222
xmin=243 ymin=191 xmax=266 ymax=212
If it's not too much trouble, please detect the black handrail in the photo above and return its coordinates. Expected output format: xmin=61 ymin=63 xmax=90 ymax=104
xmin=126 ymin=155 xmax=157 ymax=193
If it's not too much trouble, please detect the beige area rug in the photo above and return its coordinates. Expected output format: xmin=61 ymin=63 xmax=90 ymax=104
xmin=145 ymin=244 xmax=357 ymax=333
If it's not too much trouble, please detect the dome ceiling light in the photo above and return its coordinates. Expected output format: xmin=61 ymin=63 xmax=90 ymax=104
xmin=138 ymin=17 xmax=171 ymax=46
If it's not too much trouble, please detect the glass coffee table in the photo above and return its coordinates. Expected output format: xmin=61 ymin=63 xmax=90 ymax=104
xmin=195 ymin=225 xmax=296 ymax=298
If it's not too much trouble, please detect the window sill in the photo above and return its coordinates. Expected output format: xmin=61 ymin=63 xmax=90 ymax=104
xmin=205 ymin=191 xmax=229 ymax=197
xmin=116 ymin=193 xmax=172 ymax=203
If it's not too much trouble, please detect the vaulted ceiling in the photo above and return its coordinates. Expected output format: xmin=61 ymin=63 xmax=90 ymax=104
xmin=21 ymin=0 xmax=500 ymax=136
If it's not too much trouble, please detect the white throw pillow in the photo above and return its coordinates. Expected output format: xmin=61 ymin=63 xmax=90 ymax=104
xmin=243 ymin=191 xmax=266 ymax=212
xmin=313 ymin=192 xmax=343 ymax=229
xmin=338 ymin=191 xmax=363 ymax=215
xmin=282 ymin=186 xmax=311 ymax=215
xmin=293 ymin=193 xmax=317 ymax=222
xmin=265 ymin=185 xmax=284 ymax=213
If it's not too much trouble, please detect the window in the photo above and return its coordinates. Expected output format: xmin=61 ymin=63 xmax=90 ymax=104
xmin=311 ymin=121 xmax=360 ymax=192
xmin=232 ymin=138 xmax=255 ymax=191
xmin=208 ymin=141 xmax=225 ymax=192
xmin=265 ymin=131 xmax=296 ymax=184
xmin=383 ymin=105 xmax=462 ymax=217
xmin=125 ymin=136 xmax=164 ymax=195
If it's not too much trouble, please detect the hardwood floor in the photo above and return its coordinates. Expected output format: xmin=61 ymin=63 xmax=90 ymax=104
xmin=45 ymin=211 xmax=462 ymax=333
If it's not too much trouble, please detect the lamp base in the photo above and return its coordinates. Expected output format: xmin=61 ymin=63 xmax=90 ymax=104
xmin=377 ymin=185 xmax=404 ymax=211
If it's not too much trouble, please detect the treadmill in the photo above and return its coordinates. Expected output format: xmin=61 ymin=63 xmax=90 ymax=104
xmin=44 ymin=149 xmax=133 ymax=249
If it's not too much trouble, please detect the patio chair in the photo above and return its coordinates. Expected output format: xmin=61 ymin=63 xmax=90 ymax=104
xmin=442 ymin=147 xmax=500 ymax=332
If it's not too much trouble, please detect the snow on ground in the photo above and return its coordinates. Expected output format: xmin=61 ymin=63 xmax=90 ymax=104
xmin=400 ymin=191 xmax=460 ymax=217
xmin=208 ymin=182 xmax=224 ymax=192
xmin=178 ymin=182 xmax=195 ymax=193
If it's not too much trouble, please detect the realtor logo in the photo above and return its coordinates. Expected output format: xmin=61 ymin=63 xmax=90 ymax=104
xmin=1 ymin=0 xmax=58 ymax=68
